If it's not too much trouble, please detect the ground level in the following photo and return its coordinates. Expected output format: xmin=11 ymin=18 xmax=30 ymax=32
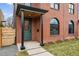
xmin=0 ymin=41 xmax=52 ymax=56
xmin=1 ymin=39 xmax=79 ymax=56
xmin=17 ymin=41 xmax=52 ymax=56
xmin=0 ymin=45 xmax=18 ymax=56
xmin=43 ymin=39 xmax=79 ymax=56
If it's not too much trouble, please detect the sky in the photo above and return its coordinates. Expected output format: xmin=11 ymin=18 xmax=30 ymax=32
xmin=0 ymin=3 xmax=13 ymax=21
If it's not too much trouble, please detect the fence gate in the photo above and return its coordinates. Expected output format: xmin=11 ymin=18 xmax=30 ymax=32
xmin=0 ymin=27 xmax=15 ymax=47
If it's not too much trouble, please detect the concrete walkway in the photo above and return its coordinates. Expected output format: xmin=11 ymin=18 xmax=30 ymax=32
xmin=0 ymin=45 xmax=18 ymax=56
xmin=17 ymin=41 xmax=53 ymax=56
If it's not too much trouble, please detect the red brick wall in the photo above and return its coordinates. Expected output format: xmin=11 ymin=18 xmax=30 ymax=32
xmin=40 ymin=3 xmax=78 ymax=43
xmin=32 ymin=17 xmax=41 ymax=42
xmin=63 ymin=3 xmax=78 ymax=39
xmin=16 ymin=16 xmax=21 ymax=43
xmin=16 ymin=3 xmax=78 ymax=44
xmin=16 ymin=16 xmax=41 ymax=43
xmin=32 ymin=3 xmax=41 ymax=8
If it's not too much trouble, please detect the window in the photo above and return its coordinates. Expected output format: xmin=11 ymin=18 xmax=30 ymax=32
xmin=50 ymin=18 xmax=59 ymax=35
xmin=68 ymin=20 xmax=74 ymax=34
xmin=50 ymin=3 xmax=59 ymax=10
xmin=22 ymin=3 xmax=32 ymax=6
xmin=69 ymin=3 xmax=74 ymax=14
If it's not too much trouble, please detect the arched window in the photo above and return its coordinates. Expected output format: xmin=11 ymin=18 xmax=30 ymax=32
xmin=50 ymin=18 xmax=59 ymax=35
xmin=68 ymin=20 xmax=74 ymax=34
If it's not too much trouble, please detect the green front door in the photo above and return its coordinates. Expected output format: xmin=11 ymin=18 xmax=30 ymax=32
xmin=24 ymin=19 xmax=32 ymax=41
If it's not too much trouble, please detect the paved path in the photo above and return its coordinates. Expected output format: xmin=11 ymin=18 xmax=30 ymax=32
xmin=0 ymin=45 xmax=18 ymax=56
xmin=17 ymin=41 xmax=53 ymax=56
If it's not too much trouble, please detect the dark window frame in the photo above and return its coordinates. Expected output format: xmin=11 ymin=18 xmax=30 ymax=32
xmin=23 ymin=3 xmax=32 ymax=6
xmin=50 ymin=18 xmax=59 ymax=35
xmin=50 ymin=3 xmax=60 ymax=10
xmin=68 ymin=20 xmax=74 ymax=34
xmin=69 ymin=3 xmax=74 ymax=14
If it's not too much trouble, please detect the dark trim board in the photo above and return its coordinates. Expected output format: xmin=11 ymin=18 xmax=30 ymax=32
xmin=16 ymin=4 xmax=48 ymax=15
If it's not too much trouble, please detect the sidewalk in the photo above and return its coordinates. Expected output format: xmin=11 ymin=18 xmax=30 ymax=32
xmin=17 ymin=41 xmax=53 ymax=56
xmin=0 ymin=45 xmax=18 ymax=56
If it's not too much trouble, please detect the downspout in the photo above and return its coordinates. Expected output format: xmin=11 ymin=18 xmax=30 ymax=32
xmin=40 ymin=4 xmax=44 ymax=46
xmin=77 ymin=4 xmax=79 ymax=39
xmin=63 ymin=3 xmax=65 ymax=40
xmin=40 ymin=14 xmax=44 ymax=46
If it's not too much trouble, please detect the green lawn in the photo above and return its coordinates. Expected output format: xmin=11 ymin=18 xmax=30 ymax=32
xmin=16 ymin=50 xmax=29 ymax=56
xmin=43 ymin=39 xmax=79 ymax=56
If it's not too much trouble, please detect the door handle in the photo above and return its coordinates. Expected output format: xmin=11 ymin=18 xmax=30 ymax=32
xmin=30 ymin=29 xmax=31 ymax=32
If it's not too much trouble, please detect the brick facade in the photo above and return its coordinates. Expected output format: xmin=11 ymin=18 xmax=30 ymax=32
xmin=16 ymin=3 xmax=79 ymax=44
xmin=40 ymin=3 xmax=78 ymax=43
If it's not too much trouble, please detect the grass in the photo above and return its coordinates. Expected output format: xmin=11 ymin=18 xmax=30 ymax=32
xmin=16 ymin=50 xmax=29 ymax=56
xmin=43 ymin=39 xmax=79 ymax=56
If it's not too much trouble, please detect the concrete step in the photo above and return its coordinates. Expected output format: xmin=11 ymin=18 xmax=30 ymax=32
xmin=28 ymin=47 xmax=47 ymax=55
xmin=17 ymin=41 xmax=41 ymax=51
xmin=24 ymin=41 xmax=41 ymax=50
xmin=17 ymin=41 xmax=53 ymax=56
xmin=33 ymin=52 xmax=53 ymax=56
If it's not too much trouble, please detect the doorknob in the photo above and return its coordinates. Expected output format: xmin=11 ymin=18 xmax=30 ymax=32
xmin=37 ymin=29 xmax=39 ymax=32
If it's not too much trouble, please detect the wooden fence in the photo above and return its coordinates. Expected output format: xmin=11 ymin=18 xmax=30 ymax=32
xmin=0 ymin=27 xmax=15 ymax=47
xmin=0 ymin=28 xmax=2 ymax=47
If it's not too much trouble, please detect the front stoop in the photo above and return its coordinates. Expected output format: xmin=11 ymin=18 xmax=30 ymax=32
xmin=17 ymin=41 xmax=53 ymax=56
xmin=33 ymin=52 xmax=52 ymax=56
xmin=28 ymin=47 xmax=52 ymax=56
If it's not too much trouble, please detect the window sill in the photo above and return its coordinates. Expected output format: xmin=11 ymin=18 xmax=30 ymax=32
xmin=69 ymin=13 xmax=74 ymax=15
xmin=50 ymin=34 xmax=59 ymax=37
xmin=50 ymin=7 xmax=59 ymax=11
xmin=68 ymin=33 xmax=74 ymax=35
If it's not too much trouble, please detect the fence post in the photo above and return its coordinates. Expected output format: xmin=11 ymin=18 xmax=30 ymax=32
xmin=0 ymin=25 xmax=2 ymax=48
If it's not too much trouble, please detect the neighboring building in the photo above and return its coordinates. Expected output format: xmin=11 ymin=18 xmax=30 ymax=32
xmin=0 ymin=9 xmax=4 ymax=25
xmin=0 ymin=9 xmax=5 ymax=27
xmin=15 ymin=3 xmax=79 ymax=50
